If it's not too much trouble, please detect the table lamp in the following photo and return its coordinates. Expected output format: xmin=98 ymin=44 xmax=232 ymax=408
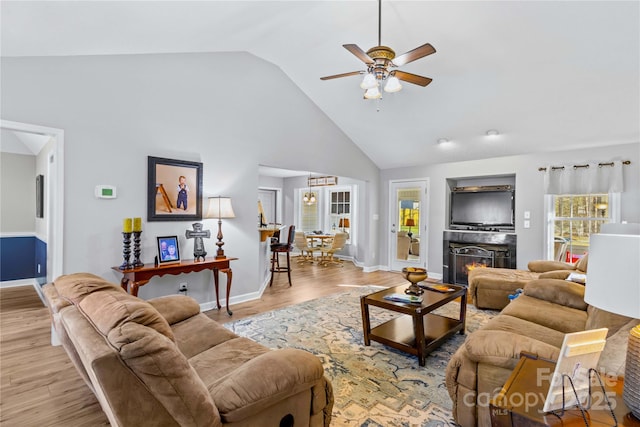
xmin=584 ymin=232 xmax=640 ymax=419
xmin=405 ymin=218 xmax=416 ymax=238
xmin=205 ymin=196 xmax=235 ymax=259
xmin=339 ymin=218 xmax=350 ymax=232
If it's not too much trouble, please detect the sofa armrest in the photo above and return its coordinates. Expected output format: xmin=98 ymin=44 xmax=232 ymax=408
xmin=538 ymin=270 xmax=572 ymax=280
xmin=523 ymin=279 xmax=587 ymax=310
xmin=464 ymin=330 xmax=560 ymax=369
xmin=528 ymin=260 xmax=576 ymax=273
xmin=211 ymin=348 xmax=325 ymax=423
xmin=147 ymin=295 xmax=201 ymax=325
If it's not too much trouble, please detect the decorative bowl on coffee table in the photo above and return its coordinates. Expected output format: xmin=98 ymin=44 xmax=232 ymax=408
xmin=402 ymin=267 xmax=428 ymax=295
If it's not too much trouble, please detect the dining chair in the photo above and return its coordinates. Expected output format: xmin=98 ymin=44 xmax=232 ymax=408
xmin=320 ymin=232 xmax=348 ymax=267
xmin=294 ymin=231 xmax=317 ymax=264
xmin=270 ymin=225 xmax=296 ymax=286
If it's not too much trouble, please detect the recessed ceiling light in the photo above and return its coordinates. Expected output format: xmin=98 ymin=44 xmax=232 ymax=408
xmin=485 ymin=129 xmax=500 ymax=136
xmin=437 ymin=138 xmax=449 ymax=144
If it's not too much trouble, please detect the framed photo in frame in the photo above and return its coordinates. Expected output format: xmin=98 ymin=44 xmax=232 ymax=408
xmin=157 ymin=235 xmax=181 ymax=264
xmin=36 ymin=174 xmax=44 ymax=218
xmin=148 ymin=156 xmax=203 ymax=222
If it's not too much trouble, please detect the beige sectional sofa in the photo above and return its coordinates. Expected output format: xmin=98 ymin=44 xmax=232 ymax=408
xmin=43 ymin=273 xmax=333 ymax=427
xmin=468 ymin=254 xmax=589 ymax=310
xmin=445 ymin=277 xmax=635 ymax=427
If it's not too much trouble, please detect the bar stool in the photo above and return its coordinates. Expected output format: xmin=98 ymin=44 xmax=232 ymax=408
xmin=270 ymin=225 xmax=295 ymax=287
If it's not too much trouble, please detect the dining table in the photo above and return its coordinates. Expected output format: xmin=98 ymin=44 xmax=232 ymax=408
xmin=305 ymin=234 xmax=334 ymax=250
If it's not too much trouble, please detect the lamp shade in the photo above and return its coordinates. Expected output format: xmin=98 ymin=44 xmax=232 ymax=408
xmin=405 ymin=218 xmax=416 ymax=227
xmin=584 ymin=233 xmax=640 ymax=319
xmin=205 ymin=197 xmax=236 ymax=219
xmin=339 ymin=218 xmax=350 ymax=228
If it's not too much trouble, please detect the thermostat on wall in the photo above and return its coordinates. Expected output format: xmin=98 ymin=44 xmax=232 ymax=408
xmin=95 ymin=185 xmax=117 ymax=199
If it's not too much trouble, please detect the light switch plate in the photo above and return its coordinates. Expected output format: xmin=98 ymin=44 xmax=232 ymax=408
xmin=524 ymin=220 xmax=531 ymax=229
xmin=524 ymin=211 xmax=531 ymax=219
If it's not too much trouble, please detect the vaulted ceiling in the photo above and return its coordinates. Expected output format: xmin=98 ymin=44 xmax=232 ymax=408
xmin=2 ymin=1 xmax=638 ymax=169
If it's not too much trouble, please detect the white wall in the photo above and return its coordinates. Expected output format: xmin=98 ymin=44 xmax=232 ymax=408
xmin=380 ymin=142 xmax=640 ymax=274
xmin=1 ymin=52 xmax=380 ymax=305
xmin=0 ymin=151 xmax=35 ymax=233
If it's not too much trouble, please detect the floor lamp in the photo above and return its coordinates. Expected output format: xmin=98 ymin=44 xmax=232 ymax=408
xmin=205 ymin=196 xmax=235 ymax=259
xmin=584 ymin=232 xmax=640 ymax=420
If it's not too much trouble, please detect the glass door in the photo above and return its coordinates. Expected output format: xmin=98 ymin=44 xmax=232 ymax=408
xmin=390 ymin=180 xmax=427 ymax=272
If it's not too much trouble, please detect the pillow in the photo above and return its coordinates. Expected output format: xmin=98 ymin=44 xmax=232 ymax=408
xmin=78 ymin=290 xmax=174 ymax=341
xmin=598 ymin=320 xmax=638 ymax=377
xmin=566 ymin=272 xmax=586 ymax=284
xmin=523 ymin=279 xmax=587 ymax=310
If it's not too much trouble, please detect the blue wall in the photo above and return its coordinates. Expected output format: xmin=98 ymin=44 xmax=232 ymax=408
xmin=0 ymin=236 xmax=46 ymax=282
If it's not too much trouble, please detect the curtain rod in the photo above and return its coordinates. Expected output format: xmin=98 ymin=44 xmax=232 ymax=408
xmin=537 ymin=160 xmax=631 ymax=172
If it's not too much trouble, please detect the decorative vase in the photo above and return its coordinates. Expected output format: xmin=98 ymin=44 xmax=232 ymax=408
xmin=402 ymin=267 xmax=428 ymax=295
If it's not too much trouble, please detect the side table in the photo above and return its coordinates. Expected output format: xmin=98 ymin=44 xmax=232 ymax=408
xmin=112 ymin=257 xmax=237 ymax=315
xmin=490 ymin=355 xmax=640 ymax=427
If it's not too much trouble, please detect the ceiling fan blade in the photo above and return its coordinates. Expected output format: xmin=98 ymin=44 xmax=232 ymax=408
xmin=320 ymin=71 xmax=364 ymax=81
xmin=343 ymin=44 xmax=374 ymax=65
xmin=394 ymin=71 xmax=433 ymax=87
xmin=393 ymin=43 xmax=436 ymax=67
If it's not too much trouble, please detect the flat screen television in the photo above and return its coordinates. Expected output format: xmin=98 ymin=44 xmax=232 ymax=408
xmin=450 ymin=188 xmax=515 ymax=230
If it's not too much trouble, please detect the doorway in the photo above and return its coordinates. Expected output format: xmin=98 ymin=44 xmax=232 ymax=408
xmin=1 ymin=120 xmax=64 ymax=284
xmin=389 ymin=180 xmax=428 ymax=272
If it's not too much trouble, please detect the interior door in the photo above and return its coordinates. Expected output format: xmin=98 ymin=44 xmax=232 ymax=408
xmin=390 ymin=180 xmax=427 ymax=272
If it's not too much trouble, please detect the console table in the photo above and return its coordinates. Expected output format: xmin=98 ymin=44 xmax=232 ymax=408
xmin=112 ymin=257 xmax=238 ymax=315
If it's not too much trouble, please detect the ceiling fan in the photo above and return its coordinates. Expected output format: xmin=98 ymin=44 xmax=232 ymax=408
xmin=320 ymin=0 xmax=436 ymax=99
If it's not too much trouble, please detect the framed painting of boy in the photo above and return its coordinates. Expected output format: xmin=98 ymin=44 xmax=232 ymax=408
xmin=147 ymin=156 xmax=203 ymax=222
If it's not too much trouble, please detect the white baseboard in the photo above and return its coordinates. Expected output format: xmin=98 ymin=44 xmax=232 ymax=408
xmin=0 ymin=278 xmax=37 ymax=288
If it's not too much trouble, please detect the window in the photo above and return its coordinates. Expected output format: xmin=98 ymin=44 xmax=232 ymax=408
xmin=297 ymin=186 xmax=355 ymax=242
xmin=299 ymin=189 xmax=320 ymax=232
xmin=330 ymin=190 xmax=350 ymax=235
xmin=551 ymin=194 xmax=610 ymax=262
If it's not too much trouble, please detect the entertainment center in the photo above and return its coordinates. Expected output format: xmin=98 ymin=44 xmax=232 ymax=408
xmin=443 ymin=175 xmax=517 ymax=285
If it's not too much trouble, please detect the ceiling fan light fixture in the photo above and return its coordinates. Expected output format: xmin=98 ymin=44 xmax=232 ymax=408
xmin=360 ymin=73 xmax=377 ymax=89
xmin=384 ymin=75 xmax=402 ymax=93
xmin=364 ymin=86 xmax=382 ymax=99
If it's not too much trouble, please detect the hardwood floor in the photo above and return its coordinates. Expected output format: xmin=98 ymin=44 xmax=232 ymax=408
xmin=0 ymin=261 xmax=411 ymax=426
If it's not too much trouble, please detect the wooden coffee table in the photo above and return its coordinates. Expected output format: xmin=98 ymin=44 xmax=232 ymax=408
xmin=360 ymin=284 xmax=467 ymax=366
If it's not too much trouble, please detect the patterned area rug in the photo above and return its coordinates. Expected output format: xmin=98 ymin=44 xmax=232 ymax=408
xmin=224 ymin=285 xmax=497 ymax=427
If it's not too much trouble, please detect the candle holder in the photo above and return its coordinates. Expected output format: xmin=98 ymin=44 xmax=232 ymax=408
xmin=119 ymin=232 xmax=133 ymax=270
xmin=132 ymin=231 xmax=144 ymax=268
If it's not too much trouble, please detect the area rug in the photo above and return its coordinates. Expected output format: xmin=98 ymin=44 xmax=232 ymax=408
xmin=224 ymin=285 xmax=498 ymax=427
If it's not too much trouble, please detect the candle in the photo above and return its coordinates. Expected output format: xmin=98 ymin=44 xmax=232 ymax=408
xmin=133 ymin=217 xmax=142 ymax=232
xmin=123 ymin=218 xmax=133 ymax=233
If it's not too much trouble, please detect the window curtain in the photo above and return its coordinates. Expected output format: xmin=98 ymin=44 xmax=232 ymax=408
xmin=543 ymin=160 xmax=624 ymax=194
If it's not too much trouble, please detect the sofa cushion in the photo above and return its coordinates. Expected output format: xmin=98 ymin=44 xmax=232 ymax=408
xmin=464 ymin=330 xmax=560 ymax=369
xmin=523 ymin=279 xmax=587 ymax=311
xmin=480 ymin=314 xmax=566 ymax=348
xmin=501 ymin=294 xmax=588 ymax=333
xmin=598 ymin=319 xmax=638 ymax=378
xmin=148 ymin=295 xmax=201 ymax=325
xmin=575 ymin=252 xmax=589 ymax=272
xmin=108 ymin=322 xmax=221 ymax=427
xmin=189 ymin=337 xmax=271 ymax=390
xmin=172 ymin=313 xmax=240 ymax=359
xmin=78 ymin=289 xmax=174 ymax=341
xmin=54 ymin=272 xmax=126 ymax=303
